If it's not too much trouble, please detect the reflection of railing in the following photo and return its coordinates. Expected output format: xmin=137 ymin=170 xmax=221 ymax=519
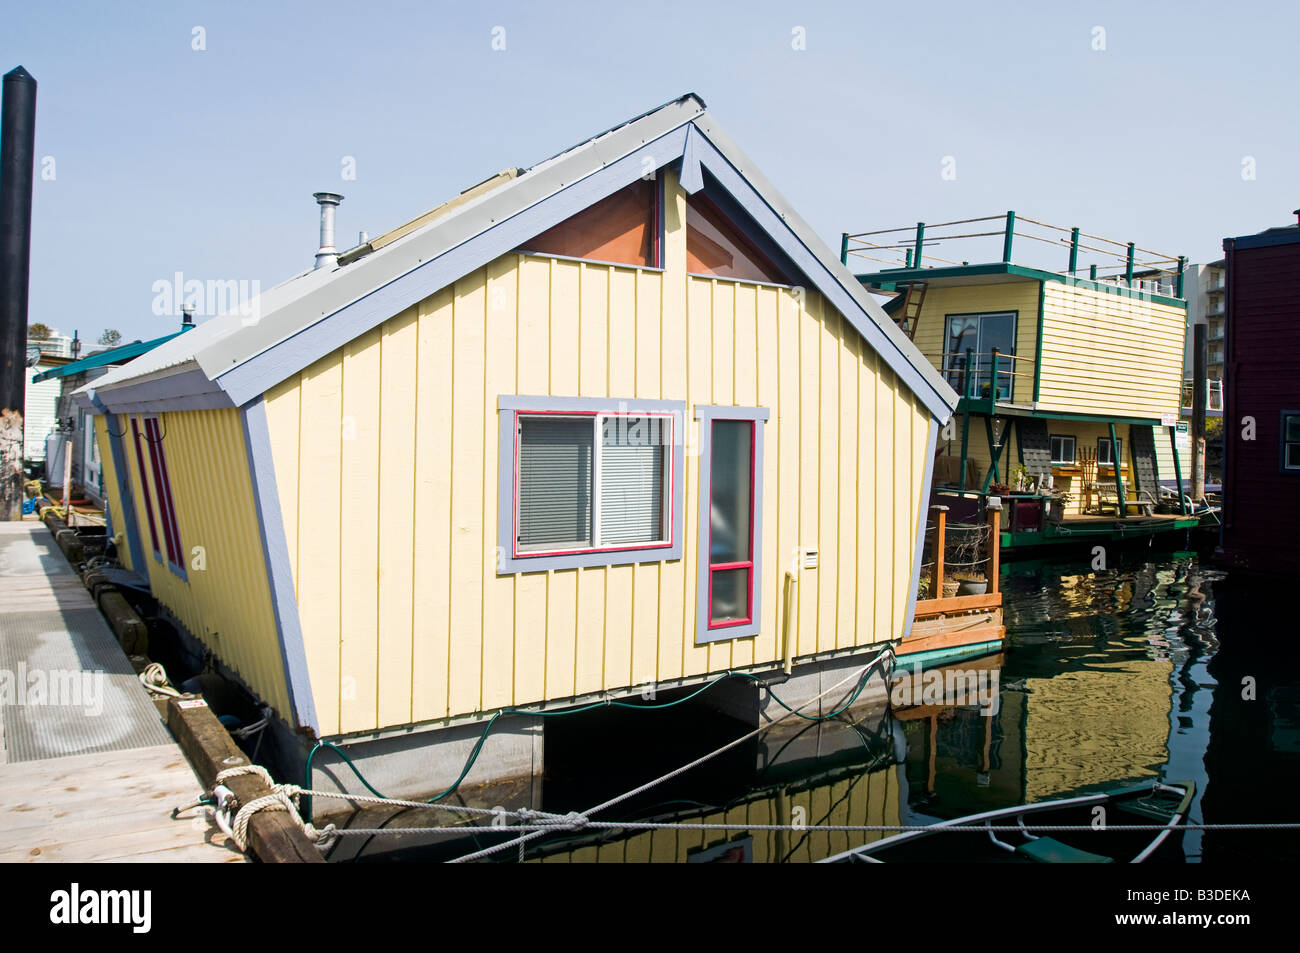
xmin=942 ymin=349 xmax=1034 ymax=403
xmin=1180 ymin=378 xmax=1224 ymax=412
xmin=842 ymin=211 xmax=1187 ymax=298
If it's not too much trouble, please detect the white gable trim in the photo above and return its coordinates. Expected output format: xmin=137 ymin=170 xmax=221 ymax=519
xmin=113 ymin=99 xmax=956 ymax=421
xmin=215 ymin=124 xmax=691 ymax=407
xmin=685 ymin=122 xmax=957 ymax=419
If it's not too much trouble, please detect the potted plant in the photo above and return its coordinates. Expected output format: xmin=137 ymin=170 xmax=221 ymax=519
xmin=1045 ymin=491 xmax=1071 ymax=524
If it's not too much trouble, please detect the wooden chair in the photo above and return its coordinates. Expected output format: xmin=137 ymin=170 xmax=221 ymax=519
xmin=1079 ymin=447 xmax=1098 ymax=514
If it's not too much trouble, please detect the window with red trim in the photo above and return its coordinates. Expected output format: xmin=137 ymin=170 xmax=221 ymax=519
xmin=515 ymin=411 xmax=673 ymax=557
xmin=130 ymin=418 xmax=161 ymax=558
xmin=519 ymin=179 xmax=660 ymax=267
xmin=133 ymin=416 xmax=184 ymax=573
xmin=705 ymin=419 xmax=756 ymax=628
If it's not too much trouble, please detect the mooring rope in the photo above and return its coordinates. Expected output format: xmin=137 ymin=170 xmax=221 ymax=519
xmin=445 ymin=649 xmax=896 ymax=864
xmin=200 ymin=754 xmax=1300 ymax=861
xmin=295 ymin=819 xmax=1300 ymax=838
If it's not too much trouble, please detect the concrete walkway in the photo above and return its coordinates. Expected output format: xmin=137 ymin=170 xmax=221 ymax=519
xmin=0 ymin=521 xmax=243 ymax=862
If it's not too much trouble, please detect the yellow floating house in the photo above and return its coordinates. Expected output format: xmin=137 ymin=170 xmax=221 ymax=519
xmin=847 ymin=214 xmax=1205 ymax=555
xmin=78 ymin=95 xmax=957 ymax=797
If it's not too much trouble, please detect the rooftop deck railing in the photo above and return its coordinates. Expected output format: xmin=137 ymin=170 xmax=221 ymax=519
xmin=841 ymin=211 xmax=1187 ymax=298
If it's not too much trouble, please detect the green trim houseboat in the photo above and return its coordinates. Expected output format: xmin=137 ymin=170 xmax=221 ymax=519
xmin=844 ymin=213 xmax=1218 ymax=557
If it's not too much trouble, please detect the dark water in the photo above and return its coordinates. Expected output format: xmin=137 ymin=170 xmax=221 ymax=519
xmin=337 ymin=552 xmax=1300 ymax=862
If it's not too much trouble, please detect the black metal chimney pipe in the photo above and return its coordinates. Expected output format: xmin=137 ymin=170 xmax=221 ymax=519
xmin=0 ymin=66 xmax=36 ymax=520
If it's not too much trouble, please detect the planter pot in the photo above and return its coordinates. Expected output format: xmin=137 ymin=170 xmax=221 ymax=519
xmin=957 ymin=580 xmax=987 ymax=596
xmin=942 ymin=581 xmax=960 ymax=599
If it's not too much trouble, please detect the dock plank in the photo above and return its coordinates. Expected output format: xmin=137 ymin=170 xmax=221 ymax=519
xmin=0 ymin=744 xmax=244 ymax=863
xmin=0 ymin=524 xmax=246 ymax=863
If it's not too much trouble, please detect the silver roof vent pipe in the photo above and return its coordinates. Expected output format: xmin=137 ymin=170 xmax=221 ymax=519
xmin=313 ymin=191 xmax=344 ymax=270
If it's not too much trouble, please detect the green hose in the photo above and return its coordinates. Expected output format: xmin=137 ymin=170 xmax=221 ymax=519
xmin=301 ymin=657 xmax=888 ymax=824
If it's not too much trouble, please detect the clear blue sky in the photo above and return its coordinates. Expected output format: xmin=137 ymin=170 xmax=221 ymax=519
xmin=5 ymin=0 xmax=1297 ymax=343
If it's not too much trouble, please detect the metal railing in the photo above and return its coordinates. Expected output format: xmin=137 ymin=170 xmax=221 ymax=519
xmin=942 ymin=348 xmax=1035 ymax=403
xmin=841 ymin=211 xmax=1187 ymax=298
xmin=1180 ymin=378 xmax=1224 ymax=413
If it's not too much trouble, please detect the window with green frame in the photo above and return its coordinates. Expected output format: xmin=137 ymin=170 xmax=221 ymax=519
xmin=1283 ymin=412 xmax=1300 ymax=472
xmin=942 ymin=312 xmax=1017 ymax=399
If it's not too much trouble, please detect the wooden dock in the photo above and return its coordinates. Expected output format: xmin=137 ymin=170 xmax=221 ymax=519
xmin=0 ymin=521 xmax=243 ymax=863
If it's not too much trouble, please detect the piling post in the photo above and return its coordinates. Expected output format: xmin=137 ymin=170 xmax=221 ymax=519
xmin=1 ymin=67 xmax=38 ymax=521
xmin=1191 ymin=323 xmax=1207 ymax=505
xmin=985 ymin=499 xmax=1001 ymax=595
xmin=930 ymin=505 xmax=948 ymax=598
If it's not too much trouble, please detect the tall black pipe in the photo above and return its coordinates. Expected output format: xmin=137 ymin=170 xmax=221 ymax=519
xmin=1192 ymin=322 xmax=1207 ymax=505
xmin=1 ymin=66 xmax=37 ymax=520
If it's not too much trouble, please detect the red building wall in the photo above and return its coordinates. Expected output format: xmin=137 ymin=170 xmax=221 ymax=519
xmin=1220 ymin=229 xmax=1300 ymax=575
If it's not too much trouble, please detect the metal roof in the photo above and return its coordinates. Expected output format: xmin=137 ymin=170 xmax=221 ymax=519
xmin=30 ymin=328 xmax=190 ymax=383
xmin=84 ymin=94 xmax=958 ymax=420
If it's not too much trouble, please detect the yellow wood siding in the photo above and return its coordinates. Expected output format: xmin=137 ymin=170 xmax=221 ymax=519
xmin=1037 ymin=284 xmax=1185 ymax=419
xmin=264 ymin=172 xmax=933 ymax=736
xmin=94 ymin=417 xmax=132 ymax=572
xmin=909 ymin=280 xmax=1040 ymax=405
xmin=114 ymin=408 xmax=291 ymax=717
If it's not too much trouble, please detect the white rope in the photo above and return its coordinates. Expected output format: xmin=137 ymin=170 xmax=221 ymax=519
xmin=211 ymin=765 xmax=340 ymax=854
xmin=203 ymin=652 xmax=896 ymax=861
xmin=314 ymin=819 xmax=1300 ymax=838
xmin=447 ymin=649 xmax=896 ymax=863
xmin=139 ymin=661 xmax=181 ymax=697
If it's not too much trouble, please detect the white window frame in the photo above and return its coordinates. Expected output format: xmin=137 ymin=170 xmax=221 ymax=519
xmin=1049 ymin=434 xmax=1076 ymax=465
xmin=1097 ymin=436 xmax=1122 ymax=467
xmin=496 ymin=395 xmax=685 ymax=574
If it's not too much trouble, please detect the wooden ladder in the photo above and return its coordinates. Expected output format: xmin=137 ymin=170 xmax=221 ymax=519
xmin=896 ymin=281 xmax=928 ymax=340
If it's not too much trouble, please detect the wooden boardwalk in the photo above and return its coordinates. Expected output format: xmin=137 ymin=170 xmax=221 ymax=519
xmin=0 ymin=521 xmax=243 ymax=863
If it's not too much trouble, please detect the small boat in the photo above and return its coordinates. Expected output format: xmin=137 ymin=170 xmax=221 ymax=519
xmin=821 ymin=781 xmax=1195 ymax=863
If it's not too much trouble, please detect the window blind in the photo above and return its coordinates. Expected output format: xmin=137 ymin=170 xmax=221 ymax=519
xmin=600 ymin=416 xmax=665 ymax=545
xmin=517 ymin=417 xmax=593 ymax=551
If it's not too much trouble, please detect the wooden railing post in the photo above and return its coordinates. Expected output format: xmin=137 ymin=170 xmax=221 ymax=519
xmin=930 ymin=505 xmax=948 ymax=597
xmin=986 ymin=500 xmax=1001 ymax=595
